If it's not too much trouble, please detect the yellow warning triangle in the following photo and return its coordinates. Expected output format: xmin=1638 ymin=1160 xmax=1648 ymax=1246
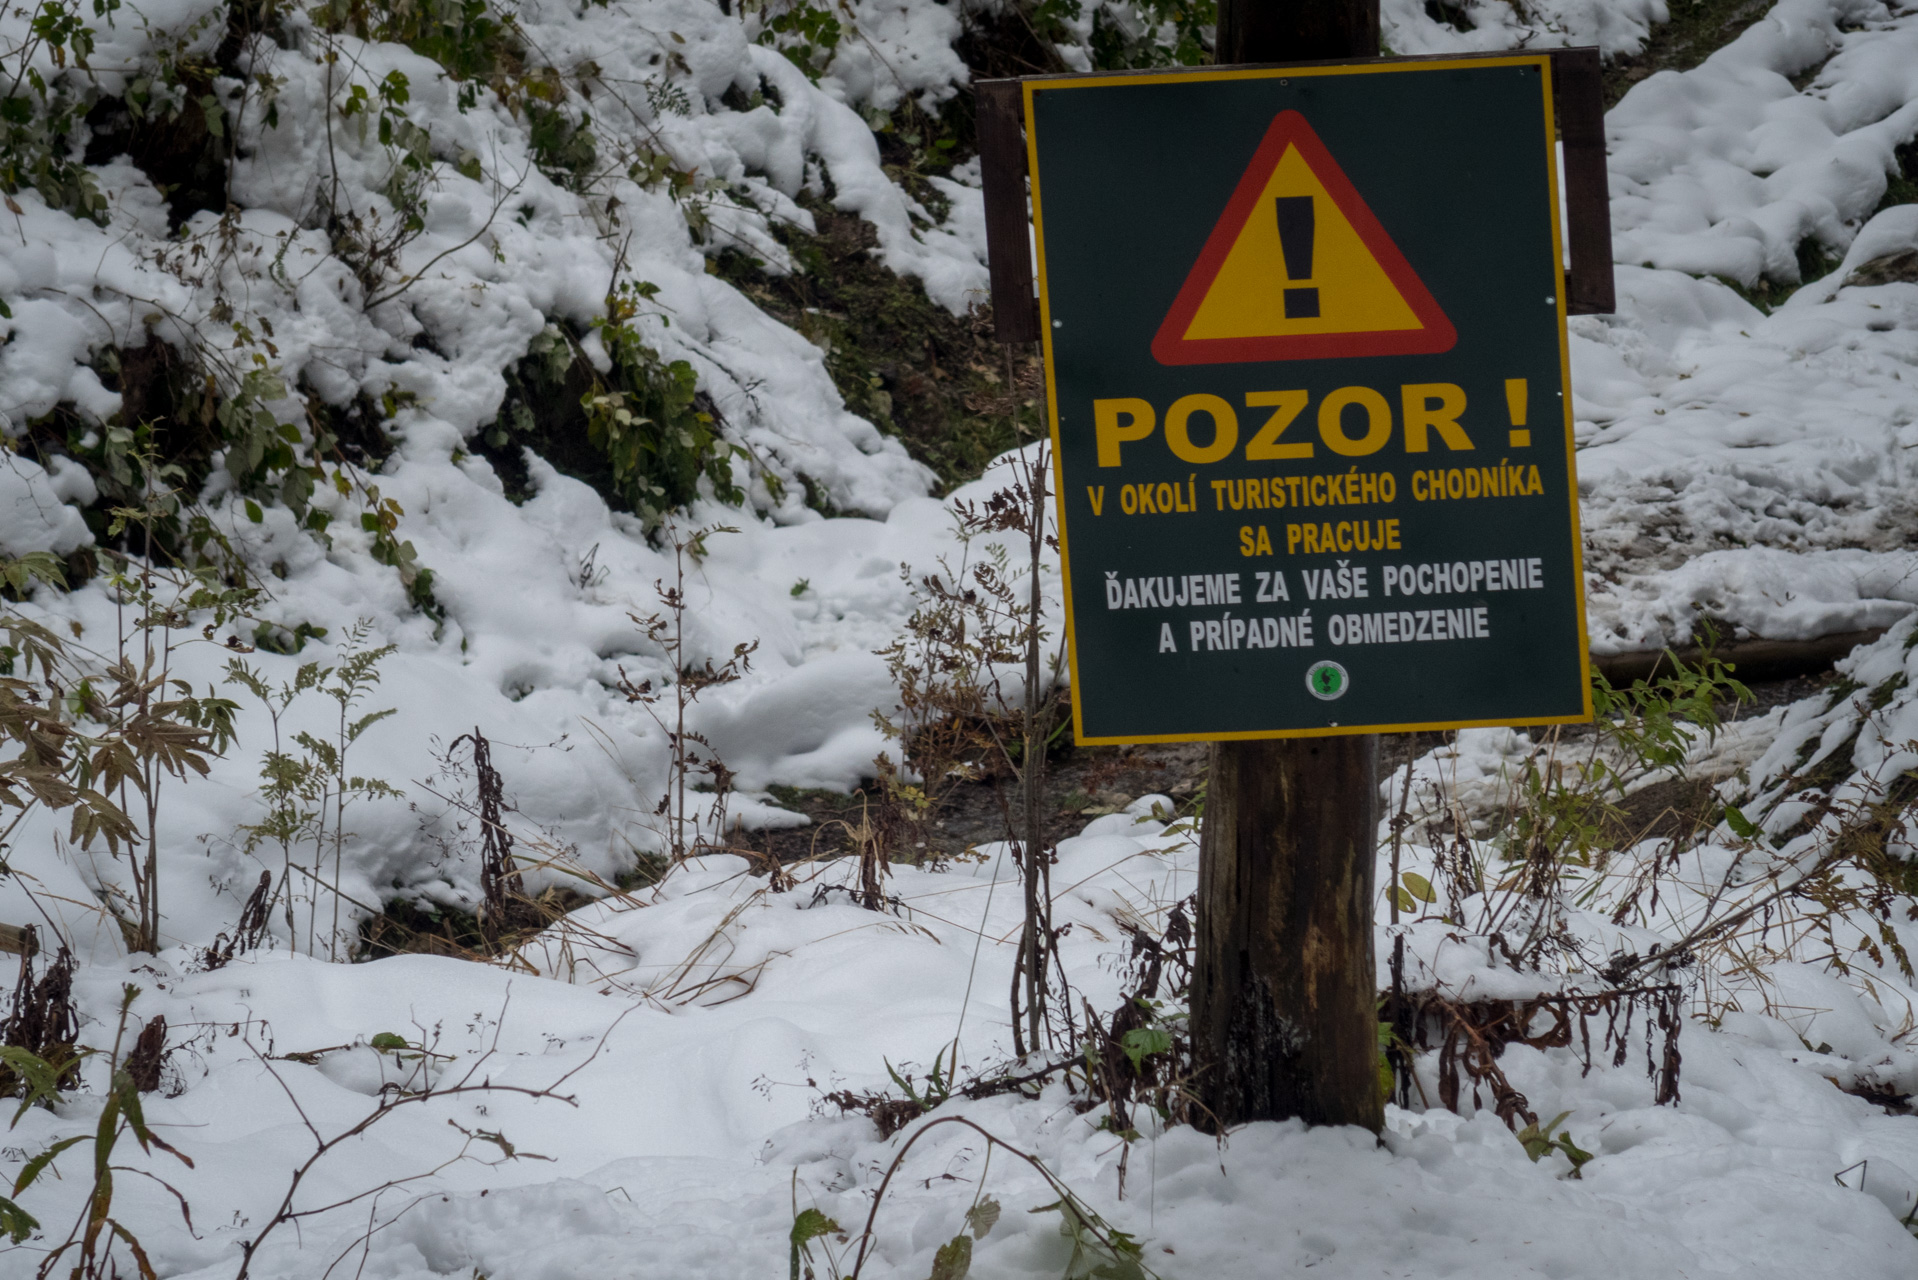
xmin=1152 ymin=111 xmax=1455 ymax=365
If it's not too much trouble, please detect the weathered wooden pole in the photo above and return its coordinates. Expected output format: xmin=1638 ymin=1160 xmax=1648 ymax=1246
xmin=1190 ymin=0 xmax=1385 ymax=1133
xmin=1214 ymin=0 xmax=1377 ymax=64
xmin=1194 ymin=735 xmax=1382 ymax=1127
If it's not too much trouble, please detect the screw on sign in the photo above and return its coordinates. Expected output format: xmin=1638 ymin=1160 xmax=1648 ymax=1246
xmin=1021 ymin=58 xmax=1591 ymax=743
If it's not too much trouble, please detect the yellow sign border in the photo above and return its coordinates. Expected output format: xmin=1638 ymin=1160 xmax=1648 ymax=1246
xmin=1023 ymin=56 xmax=1594 ymax=746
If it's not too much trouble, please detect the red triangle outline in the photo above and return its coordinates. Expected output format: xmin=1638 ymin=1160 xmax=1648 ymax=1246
xmin=1151 ymin=111 xmax=1457 ymax=366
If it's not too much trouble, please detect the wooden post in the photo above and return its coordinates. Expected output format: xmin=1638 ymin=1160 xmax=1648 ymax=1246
xmin=1194 ymin=735 xmax=1382 ymax=1127
xmin=1552 ymin=47 xmax=1617 ymax=316
xmin=1191 ymin=0 xmax=1385 ymax=1133
xmin=975 ymin=79 xmax=1042 ymax=346
xmin=1214 ymin=0 xmax=1377 ymax=65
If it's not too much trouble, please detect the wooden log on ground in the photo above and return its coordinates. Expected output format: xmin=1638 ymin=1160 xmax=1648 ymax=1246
xmin=1591 ymin=628 xmax=1889 ymax=687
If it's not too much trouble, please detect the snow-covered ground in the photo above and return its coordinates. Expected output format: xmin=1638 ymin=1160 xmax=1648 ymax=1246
xmin=2 ymin=0 xmax=1918 ymax=1270
xmin=17 ymin=784 xmax=1918 ymax=1279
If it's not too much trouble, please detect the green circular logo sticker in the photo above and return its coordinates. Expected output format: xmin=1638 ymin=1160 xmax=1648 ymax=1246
xmin=1306 ymin=660 xmax=1349 ymax=701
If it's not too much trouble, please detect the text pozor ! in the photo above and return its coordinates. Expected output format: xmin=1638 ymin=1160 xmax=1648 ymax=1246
xmin=1093 ymin=383 xmax=1483 ymax=466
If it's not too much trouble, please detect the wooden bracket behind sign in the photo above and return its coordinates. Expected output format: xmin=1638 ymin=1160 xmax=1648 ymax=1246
xmin=1547 ymin=47 xmax=1615 ymax=315
xmin=976 ymin=77 xmax=1041 ymax=344
xmin=973 ymin=48 xmax=1616 ymax=344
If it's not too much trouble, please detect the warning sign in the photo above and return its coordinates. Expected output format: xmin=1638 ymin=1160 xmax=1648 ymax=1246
xmin=1151 ymin=111 xmax=1456 ymax=365
xmin=1022 ymin=56 xmax=1591 ymax=744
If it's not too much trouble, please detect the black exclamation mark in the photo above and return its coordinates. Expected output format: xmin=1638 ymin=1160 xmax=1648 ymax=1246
xmin=1276 ymin=196 xmax=1318 ymax=319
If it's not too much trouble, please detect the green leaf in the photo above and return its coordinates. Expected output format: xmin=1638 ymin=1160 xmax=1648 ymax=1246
xmin=1401 ymin=871 xmax=1437 ymax=903
xmin=1724 ymin=804 xmax=1758 ymax=839
xmin=244 ymin=499 xmax=263 ymax=523
xmin=1117 ymin=1026 xmax=1172 ymax=1074
xmin=789 ymin=1206 xmax=837 ymax=1249
xmin=0 ymin=1194 xmax=37 ymax=1243
xmin=13 ymin=1134 xmax=85 ymax=1195
xmin=369 ymin=1032 xmax=409 ymax=1052
xmin=964 ymin=1196 xmax=1000 ymax=1240
xmin=929 ymin=1232 xmax=972 ymax=1280
xmin=1515 ymin=1110 xmax=1592 ymax=1174
xmin=1556 ymin=1127 xmax=1596 ymax=1174
xmin=1390 ymin=886 xmax=1415 ymax=912
xmin=0 ymin=1045 xmax=74 ymax=1121
xmin=789 ymin=1205 xmax=839 ymax=1280
xmin=346 ymin=706 xmax=398 ymax=743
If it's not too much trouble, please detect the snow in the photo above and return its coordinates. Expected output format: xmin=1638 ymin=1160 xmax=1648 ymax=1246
xmin=0 ymin=0 xmax=1916 ymax=1270
xmin=5 ymin=798 xmax=1915 ymax=1278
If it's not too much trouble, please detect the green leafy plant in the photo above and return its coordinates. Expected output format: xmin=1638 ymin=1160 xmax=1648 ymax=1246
xmin=0 ymin=452 xmax=255 ymax=953
xmin=1383 ymin=626 xmax=1790 ymax=1124
xmin=488 ymin=298 xmax=746 ymax=532
xmin=300 ymin=621 xmax=400 ymax=958
xmin=903 ymin=1192 xmax=1001 ymax=1280
xmin=1455 ymin=645 xmax=1755 ymax=960
xmin=313 ymin=0 xmax=522 ymax=107
xmin=753 ymin=0 xmax=847 ymax=81
xmin=1389 ymin=869 xmax=1437 ymax=914
xmin=883 ymin=1043 xmax=955 ymax=1115
xmin=224 ymin=619 xmax=399 ymax=958
xmin=583 ymin=282 xmax=742 ymax=528
xmin=1116 ymin=1024 xmax=1171 ymax=1075
xmin=1040 ymin=1194 xmax=1148 ymax=1280
xmin=525 ymin=100 xmax=597 ymax=188
xmin=220 ymin=363 xmax=335 ymax=524
xmin=224 ymin=655 xmax=327 ymax=947
xmin=0 ymin=0 xmax=117 ymax=222
xmin=1516 ymin=1110 xmax=1595 ymax=1176
xmin=1376 ymin=1014 xmax=1414 ymax=1103
xmin=1590 ymin=638 xmax=1751 ymax=777
xmin=789 ymin=1205 xmax=841 ymax=1280
xmin=340 ymin=68 xmax=433 ymax=218
xmin=1086 ymin=0 xmax=1215 ymax=68
xmin=347 ymin=474 xmax=437 ymax=614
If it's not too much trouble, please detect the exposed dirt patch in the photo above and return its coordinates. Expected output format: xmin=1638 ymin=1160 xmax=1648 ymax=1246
xmin=735 ymin=669 xmax=1840 ymax=865
xmin=741 ymin=740 xmax=1206 ymax=866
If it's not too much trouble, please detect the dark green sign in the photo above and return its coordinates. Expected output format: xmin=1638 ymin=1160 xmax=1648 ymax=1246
xmin=1027 ymin=57 xmax=1592 ymax=743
